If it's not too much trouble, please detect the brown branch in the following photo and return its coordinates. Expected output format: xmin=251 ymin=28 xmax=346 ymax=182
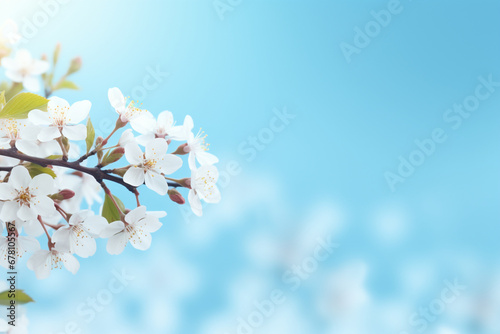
xmin=0 ymin=148 xmax=180 ymax=192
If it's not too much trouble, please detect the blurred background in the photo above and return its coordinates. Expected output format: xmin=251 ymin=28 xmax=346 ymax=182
xmin=1 ymin=0 xmax=500 ymax=333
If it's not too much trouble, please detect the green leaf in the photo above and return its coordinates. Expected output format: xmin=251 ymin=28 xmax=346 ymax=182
xmin=27 ymin=164 xmax=57 ymax=178
xmin=86 ymin=118 xmax=95 ymax=154
xmin=0 ymin=92 xmax=48 ymax=119
xmin=102 ymin=194 xmax=125 ymax=223
xmin=0 ymin=90 xmax=5 ymax=109
xmin=0 ymin=290 xmax=35 ymax=305
xmin=54 ymin=80 xmax=79 ymax=91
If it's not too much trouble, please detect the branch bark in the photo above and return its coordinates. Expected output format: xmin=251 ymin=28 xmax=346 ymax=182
xmin=0 ymin=148 xmax=180 ymax=192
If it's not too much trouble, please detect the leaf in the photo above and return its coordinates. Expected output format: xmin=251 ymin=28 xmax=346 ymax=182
xmin=102 ymin=194 xmax=125 ymax=223
xmin=0 ymin=92 xmax=48 ymax=119
xmin=0 ymin=290 xmax=35 ymax=305
xmin=0 ymin=90 xmax=5 ymax=108
xmin=54 ymin=80 xmax=79 ymax=91
xmin=27 ymin=164 xmax=57 ymax=178
xmin=86 ymin=118 xmax=95 ymax=153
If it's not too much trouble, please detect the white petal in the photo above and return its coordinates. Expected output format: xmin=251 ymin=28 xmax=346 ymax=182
xmin=136 ymin=133 xmax=155 ymax=147
xmin=188 ymin=190 xmax=203 ymax=217
xmin=128 ymin=227 xmax=152 ymax=251
xmin=157 ymin=154 xmax=182 ymax=175
xmin=15 ymin=139 xmax=40 ymax=156
xmin=81 ymin=215 xmax=108 ymax=236
xmin=183 ymin=115 xmax=194 ymax=133
xmin=27 ymin=250 xmax=52 ymax=279
xmin=30 ymin=173 xmax=54 ymax=196
xmin=60 ymin=252 xmax=80 ymax=274
xmin=123 ymin=167 xmax=145 ymax=187
xmin=100 ymin=221 xmax=125 ymax=238
xmin=145 ymin=170 xmax=167 ymax=195
xmin=124 ymin=206 xmax=147 ymax=225
xmin=108 ymin=87 xmax=125 ymax=111
xmin=106 ymin=231 xmax=128 ymax=255
xmin=124 ymin=142 xmax=144 ymax=165
xmin=62 ymin=124 xmax=87 ymax=141
xmin=0 ymin=183 xmax=16 ymax=200
xmin=51 ymin=227 xmax=72 ymax=252
xmin=67 ymin=100 xmax=91 ymax=124
xmin=10 ymin=166 xmax=30 ymax=188
xmin=22 ymin=76 xmax=40 ymax=92
xmin=196 ymin=151 xmax=219 ymax=166
xmin=119 ymin=129 xmax=136 ymax=147
xmin=130 ymin=111 xmax=155 ymax=134
xmin=157 ymin=111 xmax=174 ymax=129
xmin=138 ymin=215 xmax=163 ymax=233
xmin=188 ymin=152 xmax=197 ymax=170
xmin=30 ymin=59 xmax=49 ymax=75
xmin=145 ymin=138 xmax=167 ymax=160
xmin=28 ymin=109 xmax=51 ymax=126
xmin=71 ymin=231 xmax=96 ymax=258
xmin=38 ymin=126 xmax=60 ymax=142
xmin=17 ymin=204 xmax=37 ymax=221
xmin=32 ymin=195 xmax=56 ymax=217
xmin=48 ymin=96 xmax=70 ymax=111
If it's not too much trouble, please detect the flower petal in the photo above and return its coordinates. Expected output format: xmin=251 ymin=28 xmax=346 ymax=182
xmin=9 ymin=165 xmax=31 ymax=189
xmin=108 ymin=87 xmax=125 ymax=112
xmin=30 ymin=173 xmax=54 ymax=196
xmin=124 ymin=142 xmax=144 ymax=165
xmin=157 ymin=154 xmax=182 ymax=175
xmin=188 ymin=190 xmax=203 ymax=217
xmin=62 ymin=124 xmax=87 ymax=141
xmin=17 ymin=204 xmax=37 ymax=221
xmin=38 ymin=126 xmax=60 ymax=142
xmin=67 ymin=100 xmax=91 ymax=124
xmin=100 ymin=221 xmax=125 ymax=238
xmin=124 ymin=206 xmax=147 ymax=225
xmin=145 ymin=170 xmax=167 ymax=195
xmin=106 ymin=231 xmax=128 ymax=255
xmin=28 ymin=109 xmax=51 ymax=126
xmin=145 ymin=138 xmax=167 ymax=160
xmin=128 ymin=227 xmax=152 ymax=251
xmin=32 ymin=195 xmax=56 ymax=217
xmin=123 ymin=167 xmax=145 ymax=187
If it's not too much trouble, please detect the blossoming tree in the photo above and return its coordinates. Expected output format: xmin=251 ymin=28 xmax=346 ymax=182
xmin=0 ymin=20 xmax=220 ymax=326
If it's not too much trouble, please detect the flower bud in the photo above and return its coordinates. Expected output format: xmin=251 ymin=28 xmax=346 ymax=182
xmin=172 ymin=143 xmax=189 ymax=155
xmin=112 ymin=166 xmax=129 ymax=177
xmin=49 ymin=189 xmax=75 ymax=201
xmin=66 ymin=56 xmax=82 ymax=75
xmin=59 ymin=189 xmax=75 ymax=200
xmin=176 ymin=177 xmax=191 ymax=189
xmin=95 ymin=136 xmax=104 ymax=160
xmin=168 ymin=188 xmax=185 ymax=205
xmin=100 ymin=147 xmax=125 ymax=167
xmin=53 ymin=43 xmax=61 ymax=65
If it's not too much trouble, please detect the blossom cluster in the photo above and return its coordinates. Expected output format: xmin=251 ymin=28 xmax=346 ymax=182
xmin=0 ymin=22 xmax=220 ymax=281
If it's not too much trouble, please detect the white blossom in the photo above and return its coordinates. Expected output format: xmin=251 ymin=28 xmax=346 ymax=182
xmin=123 ymin=138 xmax=182 ymax=195
xmin=0 ymin=49 xmax=49 ymax=92
xmin=100 ymin=206 xmax=163 ymax=255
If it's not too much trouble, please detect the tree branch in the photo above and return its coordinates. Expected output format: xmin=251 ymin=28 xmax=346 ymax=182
xmin=0 ymin=148 xmax=180 ymax=192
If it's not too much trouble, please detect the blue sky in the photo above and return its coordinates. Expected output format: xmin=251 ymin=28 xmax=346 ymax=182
xmin=1 ymin=0 xmax=500 ymax=333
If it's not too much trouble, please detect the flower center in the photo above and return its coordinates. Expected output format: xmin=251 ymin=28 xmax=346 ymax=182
xmin=0 ymin=119 xmax=23 ymax=139
xmin=143 ymin=159 xmax=157 ymax=169
xmin=192 ymin=128 xmax=210 ymax=152
xmin=48 ymin=105 xmax=70 ymax=127
xmin=17 ymin=187 xmax=33 ymax=205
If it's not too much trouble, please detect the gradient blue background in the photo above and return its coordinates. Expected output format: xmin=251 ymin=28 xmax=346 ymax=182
xmin=1 ymin=0 xmax=500 ymax=333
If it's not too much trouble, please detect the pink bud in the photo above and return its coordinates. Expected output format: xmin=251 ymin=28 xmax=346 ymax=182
xmin=59 ymin=189 xmax=75 ymax=200
xmin=168 ymin=189 xmax=185 ymax=205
